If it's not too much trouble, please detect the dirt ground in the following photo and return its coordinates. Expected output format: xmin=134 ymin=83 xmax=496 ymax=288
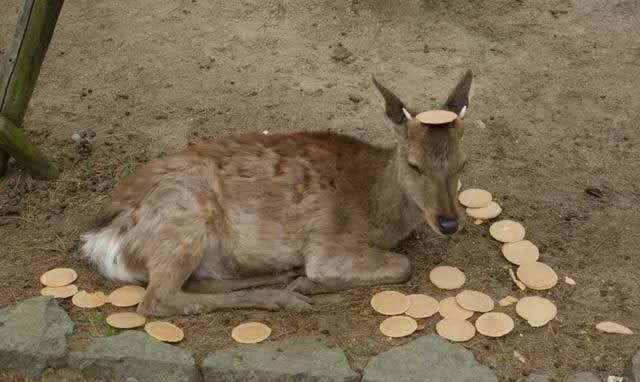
xmin=1 ymin=0 xmax=639 ymax=380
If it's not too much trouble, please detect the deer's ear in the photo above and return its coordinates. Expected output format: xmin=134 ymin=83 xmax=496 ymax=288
xmin=372 ymin=77 xmax=411 ymax=124
xmin=444 ymin=70 xmax=473 ymax=118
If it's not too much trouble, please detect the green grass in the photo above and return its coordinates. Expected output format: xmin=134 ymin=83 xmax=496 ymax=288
xmin=343 ymin=340 xmax=375 ymax=357
xmin=75 ymin=310 xmax=121 ymax=337
xmin=119 ymin=161 xmax=138 ymax=180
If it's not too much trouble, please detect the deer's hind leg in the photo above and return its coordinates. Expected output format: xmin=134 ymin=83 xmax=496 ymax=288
xmin=183 ymin=270 xmax=302 ymax=294
xmin=135 ymin=221 xmax=312 ymax=317
xmin=287 ymin=238 xmax=412 ymax=295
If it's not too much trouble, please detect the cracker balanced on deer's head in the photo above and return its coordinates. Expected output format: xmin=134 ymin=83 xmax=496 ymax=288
xmin=372 ymin=70 xmax=473 ymax=235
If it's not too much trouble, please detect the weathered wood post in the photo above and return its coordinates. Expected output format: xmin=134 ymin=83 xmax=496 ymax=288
xmin=0 ymin=0 xmax=64 ymax=179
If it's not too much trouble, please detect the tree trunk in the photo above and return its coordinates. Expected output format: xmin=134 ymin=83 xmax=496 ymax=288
xmin=0 ymin=0 xmax=64 ymax=178
xmin=0 ymin=114 xmax=58 ymax=180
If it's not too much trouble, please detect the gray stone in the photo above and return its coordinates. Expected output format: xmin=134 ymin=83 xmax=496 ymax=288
xmin=565 ymin=372 xmax=600 ymax=382
xmin=517 ymin=375 xmax=551 ymax=382
xmin=0 ymin=296 xmax=74 ymax=376
xmin=627 ymin=352 xmax=640 ymax=382
xmin=68 ymin=331 xmax=199 ymax=382
xmin=361 ymin=334 xmax=498 ymax=382
xmin=202 ymin=336 xmax=359 ymax=382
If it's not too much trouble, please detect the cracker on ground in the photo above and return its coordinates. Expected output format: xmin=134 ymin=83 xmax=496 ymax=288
xmin=379 ymin=316 xmax=418 ymax=338
xmin=515 ymin=296 xmax=557 ymax=327
xmin=40 ymin=268 xmax=78 ymax=287
xmin=405 ymin=294 xmax=439 ymax=319
xmin=436 ymin=318 xmax=476 ymax=342
xmin=517 ymin=262 xmax=558 ymax=290
xmin=429 ymin=266 xmax=466 ymax=290
xmin=489 ymin=220 xmax=526 ymax=243
xmin=41 ymin=284 xmax=78 ymax=299
xmin=370 ymin=291 xmax=410 ymax=316
xmin=145 ymin=321 xmax=184 ymax=342
xmin=458 ymin=189 xmax=492 ymax=208
xmin=475 ymin=312 xmax=514 ymax=337
xmin=456 ymin=290 xmax=495 ymax=313
xmin=439 ymin=297 xmax=473 ymax=320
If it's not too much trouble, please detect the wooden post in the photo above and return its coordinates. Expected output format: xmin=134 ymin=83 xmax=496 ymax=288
xmin=0 ymin=0 xmax=64 ymax=179
xmin=0 ymin=114 xmax=58 ymax=180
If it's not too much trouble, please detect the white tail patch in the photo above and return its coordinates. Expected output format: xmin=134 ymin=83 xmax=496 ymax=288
xmin=81 ymin=229 xmax=143 ymax=283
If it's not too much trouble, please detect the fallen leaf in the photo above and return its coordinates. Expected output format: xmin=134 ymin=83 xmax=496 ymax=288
xmin=498 ymin=296 xmax=519 ymax=307
xmin=596 ymin=321 xmax=633 ymax=335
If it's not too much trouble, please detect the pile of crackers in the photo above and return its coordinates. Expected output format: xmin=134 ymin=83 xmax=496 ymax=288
xmin=369 ymin=186 xmax=634 ymax=341
xmin=40 ymin=268 xmax=183 ymax=342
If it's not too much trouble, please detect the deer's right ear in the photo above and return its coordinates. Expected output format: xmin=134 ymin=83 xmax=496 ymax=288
xmin=372 ymin=77 xmax=411 ymax=125
xmin=444 ymin=70 xmax=473 ymax=118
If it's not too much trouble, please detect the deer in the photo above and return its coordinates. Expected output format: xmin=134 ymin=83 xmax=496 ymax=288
xmin=80 ymin=70 xmax=473 ymax=317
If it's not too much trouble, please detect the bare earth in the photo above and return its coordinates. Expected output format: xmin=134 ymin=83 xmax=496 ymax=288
xmin=1 ymin=0 xmax=639 ymax=380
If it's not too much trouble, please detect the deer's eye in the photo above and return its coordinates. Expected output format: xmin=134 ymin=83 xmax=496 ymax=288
xmin=408 ymin=162 xmax=422 ymax=174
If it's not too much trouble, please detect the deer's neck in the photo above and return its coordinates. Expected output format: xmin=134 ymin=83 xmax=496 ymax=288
xmin=369 ymin=150 xmax=424 ymax=248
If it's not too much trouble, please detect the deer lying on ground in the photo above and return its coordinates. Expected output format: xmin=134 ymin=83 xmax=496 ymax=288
xmin=81 ymin=71 xmax=473 ymax=317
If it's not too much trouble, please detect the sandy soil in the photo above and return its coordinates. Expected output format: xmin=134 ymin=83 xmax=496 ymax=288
xmin=1 ymin=0 xmax=639 ymax=380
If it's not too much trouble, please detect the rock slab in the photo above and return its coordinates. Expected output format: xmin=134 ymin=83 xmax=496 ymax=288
xmin=68 ymin=331 xmax=199 ymax=382
xmin=565 ymin=372 xmax=600 ymax=382
xmin=361 ymin=334 xmax=498 ymax=382
xmin=518 ymin=375 xmax=551 ymax=382
xmin=627 ymin=352 xmax=640 ymax=382
xmin=0 ymin=296 xmax=74 ymax=376
xmin=202 ymin=336 xmax=359 ymax=382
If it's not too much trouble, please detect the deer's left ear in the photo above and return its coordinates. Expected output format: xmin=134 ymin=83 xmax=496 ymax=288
xmin=372 ymin=77 xmax=411 ymax=124
xmin=444 ymin=70 xmax=473 ymax=119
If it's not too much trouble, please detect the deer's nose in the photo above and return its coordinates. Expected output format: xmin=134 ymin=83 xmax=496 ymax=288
xmin=437 ymin=216 xmax=459 ymax=235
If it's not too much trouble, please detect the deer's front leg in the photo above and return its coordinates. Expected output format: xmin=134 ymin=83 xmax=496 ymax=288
xmin=288 ymin=239 xmax=412 ymax=295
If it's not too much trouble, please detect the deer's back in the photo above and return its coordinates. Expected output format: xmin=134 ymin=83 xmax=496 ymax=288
xmin=95 ymin=132 xmax=391 ymax=245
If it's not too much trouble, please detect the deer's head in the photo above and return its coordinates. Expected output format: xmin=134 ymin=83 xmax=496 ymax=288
xmin=373 ymin=70 xmax=473 ymax=235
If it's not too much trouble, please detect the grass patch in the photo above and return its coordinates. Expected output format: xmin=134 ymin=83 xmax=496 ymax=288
xmin=119 ymin=161 xmax=138 ymax=180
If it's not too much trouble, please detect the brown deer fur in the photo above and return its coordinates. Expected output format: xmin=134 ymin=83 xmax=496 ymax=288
xmin=81 ymin=71 xmax=473 ymax=317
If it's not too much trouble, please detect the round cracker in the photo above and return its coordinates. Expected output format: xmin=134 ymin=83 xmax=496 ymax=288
xmin=370 ymin=291 xmax=410 ymax=316
xmin=466 ymin=201 xmax=502 ymax=220
xmin=456 ymin=290 xmax=495 ymax=313
xmin=40 ymin=268 xmax=78 ymax=287
xmin=379 ymin=316 xmax=418 ymax=338
xmin=41 ymin=284 xmax=78 ymax=299
xmin=458 ymin=189 xmax=492 ymax=208
xmin=489 ymin=220 xmax=526 ymax=243
xmin=144 ymin=321 xmax=184 ymax=343
xmin=231 ymin=322 xmax=272 ymax=343
xmin=515 ymin=296 xmax=557 ymax=327
xmin=106 ymin=312 xmax=146 ymax=329
xmin=405 ymin=294 xmax=439 ymax=319
xmin=436 ymin=318 xmax=476 ymax=342
xmin=109 ymin=285 xmax=146 ymax=307
xmin=429 ymin=266 xmax=466 ymax=290
xmin=502 ymin=240 xmax=539 ymax=265
xmin=475 ymin=312 xmax=514 ymax=337
xmin=439 ymin=297 xmax=474 ymax=320
xmin=72 ymin=290 xmax=108 ymax=308
xmin=416 ymin=110 xmax=457 ymax=125
xmin=517 ymin=262 xmax=558 ymax=290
